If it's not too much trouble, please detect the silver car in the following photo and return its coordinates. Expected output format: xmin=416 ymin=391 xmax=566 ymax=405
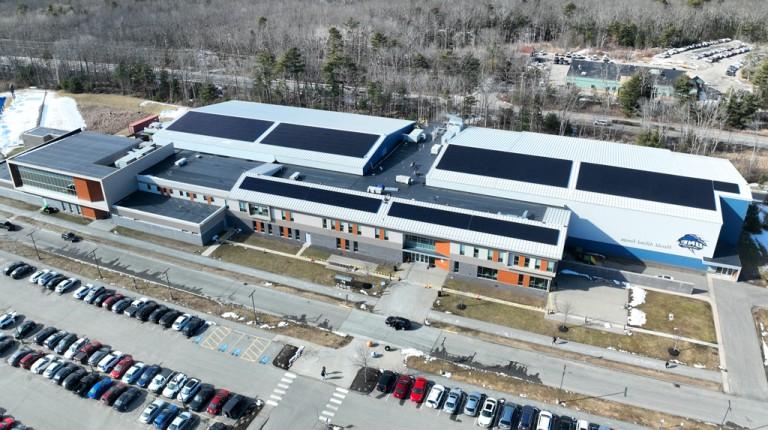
xmin=463 ymin=391 xmax=482 ymax=416
xmin=442 ymin=387 xmax=463 ymax=414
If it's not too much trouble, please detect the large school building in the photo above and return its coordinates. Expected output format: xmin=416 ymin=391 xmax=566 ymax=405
xmin=0 ymin=101 xmax=751 ymax=288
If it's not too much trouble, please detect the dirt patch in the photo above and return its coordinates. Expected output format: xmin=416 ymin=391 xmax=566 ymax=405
xmin=434 ymin=293 xmax=719 ymax=368
xmin=443 ymin=276 xmax=546 ymax=308
xmin=406 ymin=356 xmax=710 ymax=429
xmin=0 ymin=238 xmax=351 ymax=349
xmin=638 ymin=291 xmax=717 ymax=343
xmin=43 ymin=211 xmax=93 ymax=225
xmin=0 ymin=196 xmax=39 ymax=211
xmin=112 ymin=226 xmax=206 ymax=254
xmin=350 ymin=367 xmax=380 ymax=393
xmin=60 ymin=92 xmax=180 ymax=135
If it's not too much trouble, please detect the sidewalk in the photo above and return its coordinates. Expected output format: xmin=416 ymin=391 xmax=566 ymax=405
xmin=427 ymin=310 xmax=722 ymax=384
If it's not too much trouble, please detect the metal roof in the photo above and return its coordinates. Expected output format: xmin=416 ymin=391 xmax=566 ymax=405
xmin=11 ymin=131 xmax=140 ymax=179
xmin=140 ymin=150 xmax=262 ymax=191
xmin=22 ymin=127 xmax=68 ymax=138
xmin=567 ymin=60 xmax=687 ymax=86
xmin=114 ymin=191 xmax=221 ymax=224
xmin=427 ymin=128 xmax=749 ymax=223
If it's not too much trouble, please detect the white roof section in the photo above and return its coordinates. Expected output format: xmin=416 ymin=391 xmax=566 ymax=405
xmin=427 ymin=127 xmax=750 ymax=223
xmin=228 ymin=172 xmax=568 ymax=259
xmin=152 ymin=101 xmax=414 ymax=175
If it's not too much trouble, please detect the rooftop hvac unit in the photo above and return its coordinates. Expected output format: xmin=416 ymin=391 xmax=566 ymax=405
xmin=367 ymin=185 xmax=384 ymax=194
xmin=383 ymin=186 xmax=399 ymax=193
xmin=174 ymin=157 xmax=188 ymax=167
xmin=289 ymin=172 xmax=302 ymax=181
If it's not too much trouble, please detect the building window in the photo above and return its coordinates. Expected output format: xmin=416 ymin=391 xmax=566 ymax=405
xmin=239 ymin=201 xmax=247 ymax=212
xmin=459 ymin=244 xmax=465 ymax=255
xmin=336 ymin=238 xmax=341 ymax=249
xmin=524 ymin=257 xmax=531 ymax=267
xmin=473 ymin=248 xmax=479 ymax=258
xmin=322 ymin=219 xmax=328 ymax=229
xmin=16 ymin=166 xmax=77 ymax=196
xmin=534 ymin=259 xmax=541 ymax=270
xmin=353 ymin=241 xmax=358 ymax=252
xmin=487 ymin=250 xmax=493 ymax=261
xmin=517 ymin=276 xmax=525 ymax=286
xmin=344 ymin=240 xmax=349 ymax=251
xmin=347 ymin=223 xmax=353 ymax=234
xmin=453 ymin=261 xmax=460 ymax=273
xmin=178 ymin=190 xmax=184 ymax=196
xmin=404 ymin=234 xmax=435 ymax=251
xmin=267 ymin=224 xmax=273 ymax=235
xmin=356 ymin=225 xmax=361 ymax=235
xmin=477 ymin=266 xmax=498 ymax=280
xmin=247 ymin=203 xmax=269 ymax=217
xmin=529 ymin=276 xmax=548 ymax=290
xmin=280 ymin=210 xmax=294 ymax=221
xmin=294 ymin=229 xmax=301 ymax=240
xmin=375 ymin=228 xmax=389 ymax=240
xmin=512 ymin=255 xmax=520 ymax=266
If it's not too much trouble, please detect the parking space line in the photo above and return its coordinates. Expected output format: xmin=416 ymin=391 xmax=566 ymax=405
xmin=274 ymin=389 xmax=286 ymax=395
xmin=240 ymin=336 xmax=271 ymax=363
xmin=326 ymin=404 xmax=339 ymax=410
xmin=332 ymin=392 xmax=346 ymax=399
xmin=329 ymin=398 xmax=343 ymax=404
xmin=200 ymin=326 xmax=231 ymax=350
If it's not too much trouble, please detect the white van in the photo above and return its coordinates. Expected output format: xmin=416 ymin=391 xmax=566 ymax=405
xmin=536 ymin=410 xmax=553 ymax=430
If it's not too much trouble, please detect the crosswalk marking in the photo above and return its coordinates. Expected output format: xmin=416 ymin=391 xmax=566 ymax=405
xmin=321 ymin=411 xmax=335 ymax=417
xmin=277 ymin=383 xmax=289 ymax=389
xmin=329 ymin=398 xmax=343 ymax=404
xmin=332 ymin=392 xmax=346 ymax=399
xmin=326 ymin=404 xmax=339 ymax=410
xmin=319 ymin=385 xmax=349 ymax=423
xmin=266 ymin=400 xmax=279 ymax=407
xmin=269 ymin=394 xmax=282 ymax=401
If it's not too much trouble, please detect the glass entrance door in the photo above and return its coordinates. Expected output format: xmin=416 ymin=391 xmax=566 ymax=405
xmin=403 ymin=251 xmax=435 ymax=267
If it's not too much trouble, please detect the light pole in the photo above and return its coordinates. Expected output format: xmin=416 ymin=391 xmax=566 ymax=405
xmin=721 ymin=399 xmax=732 ymax=426
xmin=27 ymin=231 xmax=40 ymax=260
xmin=248 ymin=289 xmax=258 ymax=322
xmin=88 ymin=248 xmax=102 ymax=279
xmin=161 ymin=269 xmax=173 ymax=300
xmin=559 ymin=364 xmax=567 ymax=391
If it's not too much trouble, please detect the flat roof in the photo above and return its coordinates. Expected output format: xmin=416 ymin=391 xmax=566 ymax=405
xmin=141 ymin=150 xmax=263 ymax=191
xmin=22 ymin=127 xmax=68 ymax=138
xmin=114 ymin=191 xmax=220 ymax=224
xmin=567 ymin=60 xmax=687 ymax=86
xmin=11 ymin=131 xmax=140 ymax=179
xmin=0 ymin=161 xmax=11 ymax=182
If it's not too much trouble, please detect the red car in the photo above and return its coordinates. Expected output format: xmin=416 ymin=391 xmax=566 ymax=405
xmin=0 ymin=416 xmax=16 ymax=430
xmin=102 ymin=294 xmax=124 ymax=310
xmin=109 ymin=355 xmax=134 ymax=379
xmin=19 ymin=351 xmax=44 ymax=370
xmin=392 ymin=375 xmax=413 ymax=400
xmin=206 ymin=388 xmax=230 ymax=415
xmin=100 ymin=382 xmax=128 ymax=405
xmin=409 ymin=377 xmax=428 ymax=403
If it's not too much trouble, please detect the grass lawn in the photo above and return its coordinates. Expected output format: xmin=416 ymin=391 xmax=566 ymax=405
xmin=637 ymin=291 xmax=717 ymax=343
xmin=443 ymin=276 xmax=546 ymax=308
xmin=434 ymin=293 xmax=719 ymax=368
xmin=229 ymin=233 xmax=302 ymax=255
xmin=302 ymin=246 xmax=332 ymax=261
xmin=0 ymin=196 xmax=39 ymax=211
xmin=59 ymin=92 xmax=174 ymax=116
xmin=45 ymin=211 xmax=93 ymax=225
xmin=111 ymin=226 xmax=205 ymax=254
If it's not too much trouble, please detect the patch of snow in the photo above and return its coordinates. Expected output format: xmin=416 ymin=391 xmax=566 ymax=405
xmin=628 ymin=308 xmax=647 ymax=326
xmin=221 ymin=312 xmax=241 ymax=319
xmin=159 ymin=108 xmax=188 ymax=120
xmin=259 ymin=323 xmax=275 ymax=329
xmin=0 ymin=89 xmax=46 ymax=154
xmin=693 ymin=363 xmax=706 ymax=369
xmin=559 ymin=269 xmax=591 ymax=280
xmin=400 ymin=348 xmax=425 ymax=359
xmin=39 ymin=92 xmax=85 ymax=131
xmin=277 ymin=321 xmax=289 ymax=328
xmin=628 ymin=285 xmax=647 ymax=307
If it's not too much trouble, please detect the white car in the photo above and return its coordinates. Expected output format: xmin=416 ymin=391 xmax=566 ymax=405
xmin=72 ymin=284 xmax=92 ymax=300
xmin=37 ymin=270 xmax=59 ymax=286
xmin=55 ymin=277 xmax=80 ymax=294
xmin=172 ymin=314 xmax=191 ymax=331
xmin=0 ymin=311 xmax=18 ymax=329
xmin=425 ymin=384 xmax=446 ymax=409
xmin=43 ymin=357 xmax=65 ymax=379
xmin=64 ymin=337 xmax=89 ymax=359
xmin=162 ymin=372 xmax=188 ymax=399
xmin=139 ymin=399 xmax=167 ymax=424
xmin=477 ymin=397 xmax=498 ymax=428
xmin=168 ymin=411 xmax=193 ymax=430
xmin=536 ymin=410 xmax=554 ymax=430
xmin=97 ymin=350 xmax=123 ymax=372
xmin=29 ymin=269 xmax=49 ymax=284
xmin=576 ymin=420 xmax=590 ymax=430
xmin=148 ymin=371 xmax=173 ymax=393
xmin=121 ymin=362 xmax=146 ymax=384
xmin=30 ymin=354 xmax=56 ymax=374
xmin=177 ymin=378 xmax=201 ymax=403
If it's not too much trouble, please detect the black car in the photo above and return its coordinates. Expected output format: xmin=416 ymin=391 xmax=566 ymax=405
xmin=159 ymin=310 xmax=182 ymax=328
xmin=385 ymin=316 xmax=411 ymax=330
xmin=556 ymin=416 xmax=577 ymax=430
xmin=148 ymin=306 xmax=170 ymax=324
xmin=123 ymin=301 xmax=145 ymax=318
xmin=42 ymin=206 xmax=59 ymax=214
xmin=3 ymin=261 xmax=26 ymax=276
xmin=61 ymin=232 xmax=81 ymax=242
xmin=11 ymin=264 xmax=35 ymax=280
xmin=0 ymin=337 xmax=15 ymax=354
xmin=44 ymin=330 xmax=69 ymax=350
xmin=44 ymin=274 xmax=67 ymax=290
xmin=110 ymin=297 xmax=132 ymax=314
xmin=189 ymin=383 xmax=216 ymax=412
xmin=113 ymin=387 xmax=141 ymax=412
xmin=182 ymin=317 xmax=205 ymax=337
xmin=62 ymin=368 xmax=88 ymax=391
xmin=93 ymin=290 xmax=116 ymax=307
xmin=52 ymin=363 xmax=80 ymax=385
xmin=0 ymin=220 xmax=17 ymax=231
xmin=7 ymin=347 xmax=32 ymax=367
xmin=54 ymin=333 xmax=79 ymax=355
xmin=136 ymin=365 xmax=161 ymax=388
xmin=222 ymin=394 xmax=248 ymax=419
xmin=14 ymin=320 xmax=37 ymax=340
xmin=376 ymin=370 xmax=397 ymax=393
xmin=75 ymin=372 xmax=102 ymax=397
xmin=33 ymin=326 xmax=58 ymax=346
xmin=135 ymin=302 xmax=159 ymax=321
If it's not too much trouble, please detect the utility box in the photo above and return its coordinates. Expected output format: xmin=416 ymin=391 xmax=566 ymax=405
xmin=395 ymin=175 xmax=413 ymax=185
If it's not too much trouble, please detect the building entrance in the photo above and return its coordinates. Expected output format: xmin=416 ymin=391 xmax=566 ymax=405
xmin=403 ymin=251 xmax=435 ymax=267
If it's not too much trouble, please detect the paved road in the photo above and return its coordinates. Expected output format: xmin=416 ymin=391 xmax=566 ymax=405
xmin=711 ymin=279 xmax=768 ymax=401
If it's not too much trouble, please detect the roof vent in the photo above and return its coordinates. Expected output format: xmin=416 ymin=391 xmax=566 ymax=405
xmin=174 ymin=157 xmax=188 ymax=167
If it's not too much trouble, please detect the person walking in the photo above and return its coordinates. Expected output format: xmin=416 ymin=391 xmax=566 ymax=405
xmin=552 ymin=336 xmax=558 ymax=345
xmin=9 ymin=83 xmax=14 ymax=99
xmin=321 ymin=366 xmax=327 ymax=381
xmin=665 ymin=361 xmax=671 ymax=369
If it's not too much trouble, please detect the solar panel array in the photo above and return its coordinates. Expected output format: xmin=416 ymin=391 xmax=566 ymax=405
xmin=239 ymin=177 xmax=382 ymax=213
xmin=388 ymin=202 xmax=560 ymax=245
xmin=576 ymin=163 xmax=716 ymax=210
xmin=437 ymin=145 xmax=573 ymax=188
xmin=166 ymin=112 xmax=274 ymax=142
xmin=260 ymin=123 xmax=380 ymax=158
xmin=713 ymin=181 xmax=740 ymax=194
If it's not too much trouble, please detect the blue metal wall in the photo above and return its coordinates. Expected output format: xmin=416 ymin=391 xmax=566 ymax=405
xmin=364 ymin=123 xmax=415 ymax=174
xmin=718 ymin=196 xmax=749 ymax=247
xmin=566 ymin=237 xmax=707 ymax=270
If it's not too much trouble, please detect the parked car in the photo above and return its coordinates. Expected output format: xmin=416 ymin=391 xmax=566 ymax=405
xmin=478 ymin=397 xmax=499 ymax=428
xmin=52 ymin=362 xmax=79 ymax=384
xmin=113 ymin=386 xmax=141 ymax=412
xmin=37 ymin=270 xmax=59 ymax=286
xmin=178 ymin=377 xmax=202 ymax=403
xmin=75 ymin=373 xmax=103 ymax=397
xmin=61 ymin=231 xmax=81 ymax=242
xmin=208 ymin=423 xmax=233 ymax=430
xmin=112 ymin=297 xmax=133 ymax=314
xmin=7 ymin=347 xmax=33 ymax=367
xmin=44 ymin=274 xmax=67 ymax=290
xmin=154 ymin=403 xmax=180 ymax=429
xmin=93 ymin=290 xmax=117 ymax=307
xmin=463 ymin=391 xmax=483 ymax=416
xmin=168 ymin=411 xmax=194 ymax=430
xmin=206 ymin=389 xmax=231 ymax=415
xmin=62 ymin=368 xmax=88 ymax=391
xmin=84 ymin=286 xmax=106 ymax=304
xmin=30 ymin=353 xmax=56 ymax=374
xmin=72 ymin=284 xmax=92 ymax=300
xmin=42 ymin=206 xmax=59 ymax=214
xmin=425 ymin=384 xmax=446 ymax=409
xmin=102 ymin=294 xmax=125 ymax=310
xmin=55 ymin=277 xmax=80 ymax=294
xmin=43 ymin=357 xmax=66 ymax=378
xmin=556 ymin=416 xmax=576 ymax=430
xmin=73 ymin=340 xmax=103 ymax=364
xmin=54 ymin=333 xmax=79 ymax=354
xmin=188 ymin=383 xmax=215 ymax=412
xmin=33 ymin=326 xmax=57 ymax=345
xmin=385 ymin=316 xmax=411 ymax=330
xmin=0 ymin=336 xmax=15 ymax=354
xmin=139 ymin=399 xmax=167 ymax=424
xmin=376 ymin=370 xmax=397 ymax=393
xmin=162 ymin=372 xmax=188 ymax=399
xmin=64 ymin=337 xmax=89 ymax=359
xmin=121 ymin=362 xmax=146 ymax=384
xmin=442 ymin=387 xmax=464 ymax=415
xmin=159 ymin=310 xmax=182 ymax=328
xmin=98 ymin=350 xmax=124 ymax=373
xmin=182 ymin=317 xmax=205 ymax=337
xmin=222 ymin=394 xmax=248 ymax=419
xmin=576 ymin=420 xmax=590 ymax=430
xmin=0 ymin=311 xmax=18 ymax=329
xmin=149 ymin=369 xmax=175 ymax=393
xmin=123 ymin=298 xmax=149 ymax=317
xmin=137 ymin=365 xmax=161 ymax=388
xmin=29 ymin=269 xmax=50 ymax=284
xmin=44 ymin=330 xmax=69 ymax=350
xmin=0 ymin=416 xmax=16 ymax=430
xmin=87 ymin=377 xmax=114 ymax=399
xmin=101 ymin=382 xmax=128 ymax=406
xmin=87 ymin=346 xmax=112 ymax=366
xmin=14 ymin=320 xmax=36 ymax=340
xmin=518 ymin=405 xmax=539 ymax=430
xmin=392 ymin=375 xmax=413 ymax=400
xmin=148 ymin=306 xmax=171 ymax=323
xmin=19 ymin=351 xmax=45 ymax=370
xmin=172 ymin=313 xmax=192 ymax=331
xmin=409 ymin=377 xmax=428 ymax=403
xmin=11 ymin=264 xmax=35 ymax=280
xmin=498 ymin=402 xmax=520 ymax=430
xmin=109 ymin=355 xmax=135 ymax=379
xmin=3 ymin=261 xmax=26 ymax=276
xmin=136 ymin=302 xmax=160 ymax=321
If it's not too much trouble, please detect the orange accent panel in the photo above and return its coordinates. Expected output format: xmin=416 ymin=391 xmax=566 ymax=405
xmin=73 ymin=178 xmax=104 ymax=202
xmin=285 ymin=210 xmax=291 ymax=221
xmin=492 ymin=250 xmax=499 ymax=262
xmin=335 ymin=221 xmax=341 ymax=231
xmin=340 ymin=239 xmax=346 ymax=250
xmin=435 ymin=241 xmax=450 ymax=257
xmin=498 ymin=270 xmax=519 ymax=285
xmin=518 ymin=256 xmax=527 ymax=268
xmin=540 ymin=260 xmax=548 ymax=272
xmin=280 ymin=227 xmax=287 ymax=237
xmin=206 ymin=196 xmax=212 ymax=204
xmin=80 ymin=207 xmax=108 ymax=220
xmin=352 ymin=224 xmax=358 ymax=235
xmin=522 ymin=275 xmax=531 ymax=287
xmin=434 ymin=258 xmax=449 ymax=271
xmin=254 ymin=221 xmax=261 ymax=232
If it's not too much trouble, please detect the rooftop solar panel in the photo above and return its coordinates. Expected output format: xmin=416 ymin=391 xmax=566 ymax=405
xmin=713 ymin=181 xmax=740 ymax=194
xmin=166 ymin=112 xmax=274 ymax=142
xmin=239 ymin=177 xmax=382 ymax=213
xmin=437 ymin=145 xmax=573 ymax=188
xmin=576 ymin=163 xmax=716 ymax=210
xmin=260 ymin=123 xmax=380 ymax=158
xmin=388 ymin=202 xmax=560 ymax=245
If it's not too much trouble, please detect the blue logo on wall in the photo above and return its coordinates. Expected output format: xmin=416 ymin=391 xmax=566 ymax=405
xmin=677 ymin=234 xmax=707 ymax=253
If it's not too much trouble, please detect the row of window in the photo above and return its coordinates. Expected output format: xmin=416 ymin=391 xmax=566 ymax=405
xmin=239 ymin=201 xmax=269 ymax=217
xmin=143 ymin=183 xmax=217 ymax=204
xmin=335 ymin=238 xmax=359 ymax=252
xmin=474 ymin=266 xmax=549 ymax=290
xmin=17 ymin=166 xmax=76 ymax=196
xmin=321 ymin=218 xmax=364 ymax=236
xmin=253 ymin=221 xmax=301 ymax=240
